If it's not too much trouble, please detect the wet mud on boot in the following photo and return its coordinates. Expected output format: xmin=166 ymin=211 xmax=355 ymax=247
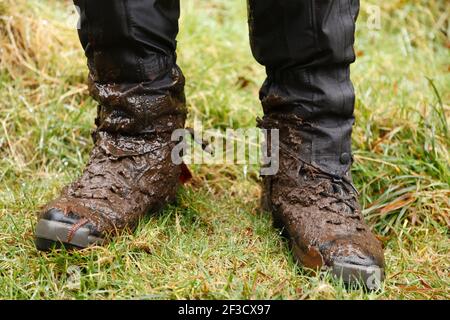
xmin=259 ymin=114 xmax=385 ymax=289
xmin=35 ymin=67 xmax=187 ymax=251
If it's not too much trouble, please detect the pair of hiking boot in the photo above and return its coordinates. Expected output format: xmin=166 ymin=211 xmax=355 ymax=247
xmin=34 ymin=70 xmax=384 ymax=289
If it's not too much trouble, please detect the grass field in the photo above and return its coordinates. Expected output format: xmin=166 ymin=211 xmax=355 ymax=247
xmin=0 ymin=0 xmax=449 ymax=299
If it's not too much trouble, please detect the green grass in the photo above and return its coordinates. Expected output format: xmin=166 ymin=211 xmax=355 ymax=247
xmin=0 ymin=0 xmax=449 ymax=299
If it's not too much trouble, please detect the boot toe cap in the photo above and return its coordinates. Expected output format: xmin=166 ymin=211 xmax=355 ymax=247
xmin=324 ymin=240 xmax=385 ymax=289
xmin=35 ymin=208 xmax=103 ymax=251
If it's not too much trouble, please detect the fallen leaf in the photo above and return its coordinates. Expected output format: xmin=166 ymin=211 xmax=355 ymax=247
xmin=380 ymin=194 xmax=416 ymax=215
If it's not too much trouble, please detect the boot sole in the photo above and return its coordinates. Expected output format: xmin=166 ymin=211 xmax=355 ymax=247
xmin=292 ymin=241 xmax=384 ymax=290
xmin=35 ymin=219 xmax=104 ymax=251
xmin=332 ymin=261 xmax=384 ymax=290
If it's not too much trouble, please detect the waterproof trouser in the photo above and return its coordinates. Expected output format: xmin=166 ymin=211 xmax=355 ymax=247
xmin=74 ymin=0 xmax=360 ymax=177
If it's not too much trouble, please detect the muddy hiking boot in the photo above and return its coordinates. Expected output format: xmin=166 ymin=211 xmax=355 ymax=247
xmin=35 ymin=67 xmax=187 ymax=251
xmin=259 ymin=115 xmax=385 ymax=289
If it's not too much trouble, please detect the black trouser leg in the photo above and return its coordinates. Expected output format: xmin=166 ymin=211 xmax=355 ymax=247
xmin=74 ymin=0 xmax=181 ymax=83
xmin=248 ymin=0 xmax=360 ymax=177
xmin=73 ymin=0 xmax=186 ymax=136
